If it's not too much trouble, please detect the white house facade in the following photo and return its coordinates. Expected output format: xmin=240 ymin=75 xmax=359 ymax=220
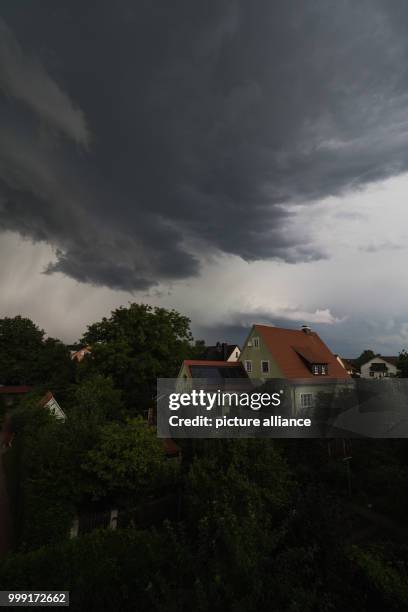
xmin=360 ymin=356 xmax=398 ymax=379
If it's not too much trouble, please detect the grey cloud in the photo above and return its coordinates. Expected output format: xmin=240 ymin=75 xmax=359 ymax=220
xmin=196 ymin=313 xmax=407 ymax=359
xmin=1 ymin=1 xmax=408 ymax=289
xmin=0 ymin=18 xmax=89 ymax=147
xmin=0 ymin=123 xmax=199 ymax=289
xmin=226 ymin=306 xmax=344 ymax=330
xmin=194 ymin=306 xmax=346 ymax=352
xmin=359 ymin=241 xmax=405 ymax=253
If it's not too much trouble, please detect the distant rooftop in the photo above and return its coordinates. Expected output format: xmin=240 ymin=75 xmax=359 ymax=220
xmin=198 ymin=342 xmax=240 ymax=361
xmin=183 ymin=360 xmax=247 ymax=379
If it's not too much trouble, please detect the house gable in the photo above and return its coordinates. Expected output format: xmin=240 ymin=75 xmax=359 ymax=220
xmin=240 ymin=324 xmax=349 ymax=380
xmin=39 ymin=391 xmax=67 ymax=421
xmin=360 ymin=355 xmax=399 ymax=378
xmin=239 ymin=325 xmax=283 ymax=378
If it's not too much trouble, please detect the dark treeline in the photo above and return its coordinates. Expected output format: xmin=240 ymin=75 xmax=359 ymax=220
xmin=1 ymin=306 xmax=408 ymax=611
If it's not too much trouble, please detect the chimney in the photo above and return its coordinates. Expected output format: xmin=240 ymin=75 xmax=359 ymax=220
xmin=222 ymin=342 xmax=229 ymax=360
xmin=301 ymin=325 xmax=312 ymax=334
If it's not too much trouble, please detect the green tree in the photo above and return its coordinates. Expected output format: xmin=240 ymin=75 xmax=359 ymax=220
xmin=70 ymin=374 xmax=124 ymax=423
xmin=80 ymin=303 xmax=194 ymax=410
xmin=0 ymin=527 xmax=195 ymax=612
xmin=397 ymin=349 xmax=408 ymax=377
xmin=183 ymin=440 xmax=295 ymax=610
xmin=8 ymin=396 xmax=76 ymax=550
xmin=347 ymin=545 xmax=408 ymax=611
xmin=83 ymin=417 xmax=169 ymax=501
xmin=34 ymin=337 xmax=74 ymax=392
xmin=190 ymin=339 xmax=207 ymax=359
xmin=355 ymin=349 xmax=376 ymax=368
xmin=0 ymin=316 xmax=44 ymax=385
xmin=0 ymin=316 xmax=73 ymax=388
xmin=9 ymin=383 xmax=124 ymax=550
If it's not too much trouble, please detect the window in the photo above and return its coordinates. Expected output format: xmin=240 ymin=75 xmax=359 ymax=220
xmin=235 ymin=351 xmax=239 ymax=358
xmin=300 ymin=393 xmax=313 ymax=409
xmin=369 ymin=371 xmax=374 ymax=377
xmin=245 ymin=360 xmax=252 ymax=373
xmin=253 ymin=337 xmax=260 ymax=349
xmin=370 ymin=362 xmax=387 ymax=372
xmin=311 ymin=364 xmax=328 ymax=375
xmin=261 ymin=360 xmax=270 ymax=374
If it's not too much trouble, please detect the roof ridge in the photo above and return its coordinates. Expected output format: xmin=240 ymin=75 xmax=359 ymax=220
xmin=252 ymin=324 xmax=350 ymax=380
xmin=254 ymin=323 xmax=317 ymax=334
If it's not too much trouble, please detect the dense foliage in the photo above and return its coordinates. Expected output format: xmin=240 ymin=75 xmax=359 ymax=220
xmin=354 ymin=349 xmax=376 ymax=369
xmin=80 ymin=303 xmax=194 ymax=410
xmin=2 ymin=307 xmax=408 ymax=610
xmin=398 ymin=350 xmax=408 ymax=378
xmin=0 ymin=316 xmax=73 ymax=388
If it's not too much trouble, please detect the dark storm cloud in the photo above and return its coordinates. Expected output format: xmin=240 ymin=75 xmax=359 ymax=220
xmin=1 ymin=1 xmax=408 ymax=289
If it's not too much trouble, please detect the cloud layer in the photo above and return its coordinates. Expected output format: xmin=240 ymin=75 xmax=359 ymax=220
xmin=0 ymin=18 xmax=89 ymax=147
xmin=1 ymin=2 xmax=408 ymax=290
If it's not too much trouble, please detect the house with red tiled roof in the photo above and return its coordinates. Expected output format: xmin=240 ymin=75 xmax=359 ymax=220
xmin=239 ymin=324 xmax=351 ymax=413
xmin=240 ymin=324 xmax=350 ymax=380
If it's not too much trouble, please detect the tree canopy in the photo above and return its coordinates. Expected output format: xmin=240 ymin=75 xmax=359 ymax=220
xmin=3 ymin=307 xmax=408 ymax=610
xmin=80 ymin=303 xmax=194 ymax=410
xmin=83 ymin=417 xmax=169 ymax=501
xmin=355 ymin=349 xmax=376 ymax=368
xmin=0 ymin=316 xmax=73 ymax=387
xmin=397 ymin=350 xmax=408 ymax=378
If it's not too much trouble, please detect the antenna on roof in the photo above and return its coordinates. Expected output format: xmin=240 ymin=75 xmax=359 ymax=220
xmin=301 ymin=324 xmax=312 ymax=334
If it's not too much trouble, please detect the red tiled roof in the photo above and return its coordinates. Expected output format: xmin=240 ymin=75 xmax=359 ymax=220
xmin=254 ymin=325 xmax=350 ymax=380
xmin=0 ymin=385 xmax=32 ymax=394
xmin=293 ymin=346 xmax=328 ymax=364
xmin=381 ymin=356 xmax=398 ymax=366
xmin=39 ymin=391 xmax=54 ymax=407
xmin=183 ymin=360 xmax=245 ymax=367
xmin=339 ymin=357 xmax=358 ymax=372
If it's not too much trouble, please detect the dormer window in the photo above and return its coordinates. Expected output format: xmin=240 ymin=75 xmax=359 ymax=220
xmin=312 ymin=364 xmax=328 ymax=375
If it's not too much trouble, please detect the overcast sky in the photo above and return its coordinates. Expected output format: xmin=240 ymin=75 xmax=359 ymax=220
xmin=1 ymin=1 xmax=408 ymax=356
